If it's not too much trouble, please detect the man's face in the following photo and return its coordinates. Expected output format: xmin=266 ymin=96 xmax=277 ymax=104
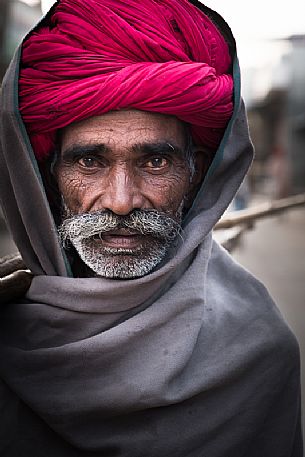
xmin=56 ymin=110 xmax=203 ymax=278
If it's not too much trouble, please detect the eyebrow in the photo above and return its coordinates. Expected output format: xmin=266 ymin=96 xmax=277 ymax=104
xmin=132 ymin=142 xmax=185 ymax=157
xmin=61 ymin=143 xmax=109 ymax=161
xmin=61 ymin=141 xmax=185 ymax=161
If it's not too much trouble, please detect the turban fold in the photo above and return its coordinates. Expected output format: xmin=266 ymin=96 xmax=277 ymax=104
xmin=19 ymin=0 xmax=234 ymax=160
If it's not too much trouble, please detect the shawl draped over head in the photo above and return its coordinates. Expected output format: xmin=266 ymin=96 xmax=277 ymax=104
xmin=19 ymin=0 xmax=233 ymax=160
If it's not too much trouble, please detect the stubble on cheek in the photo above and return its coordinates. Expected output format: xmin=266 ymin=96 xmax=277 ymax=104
xmin=57 ymin=168 xmax=95 ymax=214
xmin=143 ymin=165 xmax=191 ymax=216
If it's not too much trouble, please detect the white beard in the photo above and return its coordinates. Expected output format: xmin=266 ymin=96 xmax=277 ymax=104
xmin=71 ymin=236 xmax=168 ymax=279
xmin=58 ymin=204 xmax=184 ymax=279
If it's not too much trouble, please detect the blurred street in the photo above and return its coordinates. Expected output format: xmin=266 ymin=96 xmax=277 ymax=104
xmin=232 ymin=207 xmax=305 ymax=435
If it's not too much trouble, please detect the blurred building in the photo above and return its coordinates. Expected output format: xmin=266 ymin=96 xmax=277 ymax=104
xmin=288 ymin=35 xmax=305 ymax=193
xmin=243 ymin=36 xmax=305 ymax=198
xmin=0 ymin=0 xmax=41 ymax=79
xmin=0 ymin=0 xmax=42 ymax=255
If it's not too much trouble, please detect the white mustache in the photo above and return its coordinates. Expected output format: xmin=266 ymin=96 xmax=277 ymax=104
xmin=58 ymin=209 xmax=182 ymax=246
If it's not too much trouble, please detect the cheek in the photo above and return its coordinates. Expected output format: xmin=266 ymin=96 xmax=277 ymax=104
xmin=143 ymin=168 xmax=190 ymax=213
xmin=56 ymin=169 xmax=93 ymax=212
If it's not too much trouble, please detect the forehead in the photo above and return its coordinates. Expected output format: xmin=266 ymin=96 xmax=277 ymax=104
xmin=60 ymin=109 xmax=186 ymax=151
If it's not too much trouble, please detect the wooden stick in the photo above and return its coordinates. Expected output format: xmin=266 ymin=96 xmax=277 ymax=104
xmin=215 ymin=193 xmax=305 ymax=230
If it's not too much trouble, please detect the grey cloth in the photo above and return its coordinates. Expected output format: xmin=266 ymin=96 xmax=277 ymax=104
xmin=0 ymin=3 xmax=302 ymax=457
xmin=0 ymin=253 xmax=32 ymax=303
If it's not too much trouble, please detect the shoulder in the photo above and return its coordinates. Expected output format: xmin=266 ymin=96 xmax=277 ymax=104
xmin=0 ymin=253 xmax=33 ymax=303
xmin=207 ymin=240 xmax=300 ymax=367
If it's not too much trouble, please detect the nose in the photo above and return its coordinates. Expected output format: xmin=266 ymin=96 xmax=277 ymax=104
xmin=101 ymin=167 xmax=145 ymax=215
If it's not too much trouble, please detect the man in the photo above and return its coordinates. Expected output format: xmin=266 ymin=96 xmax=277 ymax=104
xmin=0 ymin=0 xmax=302 ymax=456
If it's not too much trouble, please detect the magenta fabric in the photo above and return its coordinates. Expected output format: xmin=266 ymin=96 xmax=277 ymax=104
xmin=19 ymin=0 xmax=234 ymax=160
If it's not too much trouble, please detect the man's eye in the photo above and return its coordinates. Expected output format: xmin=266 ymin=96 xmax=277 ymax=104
xmin=145 ymin=157 xmax=169 ymax=169
xmin=77 ymin=157 xmax=99 ymax=168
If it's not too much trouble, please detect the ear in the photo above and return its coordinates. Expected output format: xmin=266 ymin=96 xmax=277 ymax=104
xmin=38 ymin=151 xmax=63 ymax=226
xmin=186 ymin=147 xmax=214 ymax=201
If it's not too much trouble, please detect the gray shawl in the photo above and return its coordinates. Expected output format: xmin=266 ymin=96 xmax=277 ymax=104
xmin=0 ymin=2 xmax=302 ymax=456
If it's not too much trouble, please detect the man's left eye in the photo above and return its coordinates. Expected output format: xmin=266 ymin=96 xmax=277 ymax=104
xmin=145 ymin=157 xmax=168 ymax=169
xmin=78 ymin=157 xmax=99 ymax=168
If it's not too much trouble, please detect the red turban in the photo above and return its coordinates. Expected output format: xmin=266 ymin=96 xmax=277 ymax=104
xmin=19 ymin=0 xmax=234 ymax=161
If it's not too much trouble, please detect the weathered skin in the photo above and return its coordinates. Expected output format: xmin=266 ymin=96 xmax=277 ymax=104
xmin=56 ymin=110 xmax=206 ymax=254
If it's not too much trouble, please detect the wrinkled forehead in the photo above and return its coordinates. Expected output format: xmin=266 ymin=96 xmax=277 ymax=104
xmin=59 ymin=110 xmax=188 ymax=154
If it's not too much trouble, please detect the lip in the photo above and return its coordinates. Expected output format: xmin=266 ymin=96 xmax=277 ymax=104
xmin=93 ymin=229 xmax=145 ymax=249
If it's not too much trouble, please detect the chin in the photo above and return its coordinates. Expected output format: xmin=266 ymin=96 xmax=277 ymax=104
xmin=73 ymin=239 xmax=169 ymax=279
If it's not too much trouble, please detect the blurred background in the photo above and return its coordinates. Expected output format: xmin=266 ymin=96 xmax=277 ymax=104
xmin=0 ymin=0 xmax=304 ymax=431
